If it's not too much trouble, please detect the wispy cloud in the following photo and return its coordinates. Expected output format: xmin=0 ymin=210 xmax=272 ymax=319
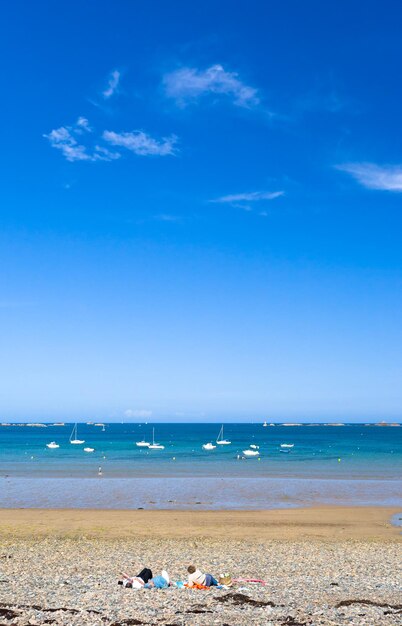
xmin=76 ymin=116 xmax=92 ymax=132
xmin=214 ymin=191 xmax=284 ymax=203
xmin=211 ymin=190 xmax=284 ymax=215
xmin=337 ymin=162 xmax=402 ymax=191
xmin=45 ymin=118 xmax=176 ymax=162
xmin=163 ymin=64 xmax=260 ymax=109
xmin=94 ymin=145 xmax=121 ymax=161
xmin=102 ymin=70 xmax=121 ymax=99
xmin=124 ymin=409 xmax=152 ymax=419
xmin=153 ymin=214 xmax=180 ymax=222
xmin=44 ymin=118 xmax=121 ymax=162
xmin=43 ymin=117 xmax=120 ymax=162
xmin=44 ymin=125 xmax=92 ymax=162
xmin=103 ymin=130 xmax=177 ymax=156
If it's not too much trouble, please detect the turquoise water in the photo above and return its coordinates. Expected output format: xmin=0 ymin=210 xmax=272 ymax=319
xmin=1 ymin=423 xmax=401 ymax=508
xmin=1 ymin=423 xmax=401 ymax=478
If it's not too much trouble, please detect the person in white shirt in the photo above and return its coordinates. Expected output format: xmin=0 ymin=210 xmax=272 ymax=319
xmin=187 ymin=564 xmax=218 ymax=587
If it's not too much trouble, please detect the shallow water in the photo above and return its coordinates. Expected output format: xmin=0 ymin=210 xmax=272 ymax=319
xmin=0 ymin=423 xmax=401 ymax=508
xmin=1 ymin=475 xmax=401 ymax=509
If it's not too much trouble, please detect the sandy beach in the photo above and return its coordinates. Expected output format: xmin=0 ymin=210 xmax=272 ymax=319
xmin=0 ymin=506 xmax=400 ymax=540
xmin=0 ymin=506 xmax=401 ymax=625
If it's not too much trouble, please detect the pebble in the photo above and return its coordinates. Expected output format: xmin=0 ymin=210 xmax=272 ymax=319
xmin=0 ymin=536 xmax=400 ymax=625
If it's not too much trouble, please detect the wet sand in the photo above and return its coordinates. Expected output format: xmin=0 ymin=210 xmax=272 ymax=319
xmin=1 ymin=505 xmax=400 ymax=540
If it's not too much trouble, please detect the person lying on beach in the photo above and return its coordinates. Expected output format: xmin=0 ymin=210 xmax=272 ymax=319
xmin=119 ymin=568 xmax=170 ymax=589
xmin=187 ymin=565 xmax=218 ymax=588
xmin=144 ymin=570 xmax=170 ymax=589
xmin=119 ymin=567 xmax=153 ymax=588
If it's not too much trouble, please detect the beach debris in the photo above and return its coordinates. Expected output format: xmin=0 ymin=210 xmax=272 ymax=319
xmin=0 ymin=606 xmax=18 ymax=620
xmin=335 ymin=599 xmax=402 ymax=610
xmin=217 ymin=592 xmax=275 ymax=608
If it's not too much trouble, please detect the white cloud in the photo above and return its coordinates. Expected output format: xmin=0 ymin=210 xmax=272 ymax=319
xmin=76 ymin=116 xmax=92 ymax=132
xmin=45 ymin=119 xmax=176 ymax=163
xmin=44 ymin=125 xmax=92 ymax=162
xmin=337 ymin=162 xmax=402 ymax=191
xmin=213 ymin=191 xmax=284 ymax=203
xmin=163 ymin=64 xmax=260 ymax=108
xmin=103 ymin=70 xmax=121 ymax=99
xmin=44 ymin=118 xmax=120 ymax=162
xmin=124 ymin=409 xmax=152 ymax=419
xmin=103 ymin=130 xmax=177 ymax=156
xmin=94 ymin=145 xmax=121 ymax=161
xmin=211 ymin=190 xmax=284 ymax=215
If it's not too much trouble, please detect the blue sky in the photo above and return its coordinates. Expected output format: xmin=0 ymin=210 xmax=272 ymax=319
xmin=1 ymin=0 xmax=402 ymax=422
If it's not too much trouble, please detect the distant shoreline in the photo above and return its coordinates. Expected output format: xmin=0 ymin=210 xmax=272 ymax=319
xmin=2 ymin=421 xmax=401 ymax=425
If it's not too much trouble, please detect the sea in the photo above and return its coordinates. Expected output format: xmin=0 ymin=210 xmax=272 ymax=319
xmin=1 ymin=422 xmax=401 ymax=509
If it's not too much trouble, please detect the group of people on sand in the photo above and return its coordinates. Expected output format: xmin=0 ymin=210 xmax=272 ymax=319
xmin=119 ymin=564 xmax=219 ymax=589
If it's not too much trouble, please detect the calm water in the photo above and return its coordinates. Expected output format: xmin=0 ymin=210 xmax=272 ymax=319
xmin=1 ymin=423 xmax=401 ymax=508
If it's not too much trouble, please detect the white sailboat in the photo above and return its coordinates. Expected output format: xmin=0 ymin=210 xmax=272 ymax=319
xmin=263 ymin=421 xmax=268 ymax=427
xmin=136 ymin=439 xmax=150 ymax=447
xmin=216 ymin=425 xmax=231 ymax=445
xmin=148 ymin=428 xmax=164 ymax=450
xmin=243 ymin=448 xmax=260 ymax=457
xmin=202 ymin=442 xmax=216 ymax=450
xmin=46 ymin=441 xmax=59 ymax=449
xmin=69 ymin=423 xmax=85 ymax=444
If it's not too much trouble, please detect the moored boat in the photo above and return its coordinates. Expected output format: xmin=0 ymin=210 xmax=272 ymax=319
xmin=243 ymin=448 xmax=260 ymax=457
xmin=216 ymin=425 xmax=231 ymax=445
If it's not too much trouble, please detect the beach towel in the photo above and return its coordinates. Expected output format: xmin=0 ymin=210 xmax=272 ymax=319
xmin=233 ymin=577 xmax=267 ymax=586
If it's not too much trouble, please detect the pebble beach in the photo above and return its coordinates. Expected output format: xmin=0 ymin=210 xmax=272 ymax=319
xmin=0 ymin=508 xmax=401 ymax=625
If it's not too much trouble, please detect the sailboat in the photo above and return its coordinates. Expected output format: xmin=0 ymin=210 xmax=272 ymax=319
xmin=136 ymin=438 xmax=150 ymax=447
xmin=148 ymin=428 xmax=164 ymax=450
xmin=46 ymin=441 xmax=59 ymax=449
xmin=263 ymin=421 xmax=268 ymax=427
xmin=216 ymin=425 xmax=231 ymax=445
xmin=69 ymin=423 xmax=85 ymax=444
